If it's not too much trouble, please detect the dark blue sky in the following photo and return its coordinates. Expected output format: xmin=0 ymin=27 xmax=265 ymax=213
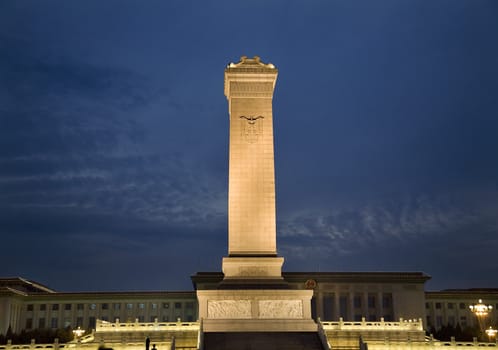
xmin=1 ymin=1 xmax=497 ymax=292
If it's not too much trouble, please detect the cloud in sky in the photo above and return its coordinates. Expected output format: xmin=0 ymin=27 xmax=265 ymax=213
xmin=1 ymin=0 xmax=497 ymax=291
xmin=278 ymin=187 xmax=498 ymax=289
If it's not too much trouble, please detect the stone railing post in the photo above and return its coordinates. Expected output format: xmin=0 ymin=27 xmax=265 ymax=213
xmin=197 ymin=318 xmax=204 ymax=350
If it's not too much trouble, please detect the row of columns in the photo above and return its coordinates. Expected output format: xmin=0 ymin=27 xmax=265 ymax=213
xmin=314 ymin=290 xmax=392 ymax=322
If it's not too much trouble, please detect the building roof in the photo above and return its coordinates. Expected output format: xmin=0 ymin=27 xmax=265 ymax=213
xmin=191 ymin=271 xmax=431 ymax=290
xmin=0 ymin=277 xmax=56 ymax=293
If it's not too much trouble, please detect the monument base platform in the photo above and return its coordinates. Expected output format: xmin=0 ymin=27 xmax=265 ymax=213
xmin=197 ymin=289 xmax=316 ymax=332
xmin=222 ymin=256 xmax=285 ymax=279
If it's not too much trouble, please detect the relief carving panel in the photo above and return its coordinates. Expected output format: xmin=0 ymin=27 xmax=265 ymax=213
xmin=258 ymin=300 xmax=303 ymax=319
xmin=207 ymin=300 xmax=252 ymax=319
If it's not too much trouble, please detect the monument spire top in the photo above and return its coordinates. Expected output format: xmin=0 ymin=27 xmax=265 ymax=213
xmin=227 ymin=55 xmax=276 ymax=69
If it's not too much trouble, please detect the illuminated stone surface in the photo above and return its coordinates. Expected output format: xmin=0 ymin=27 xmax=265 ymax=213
xmin=224 ymin=56 xmax=278 ymax=257
xmin=258 ymin=300 xmax=303 ymax=319
xmin=208 ymin=300 xmax=252 ymax=319
xmin=221 ymin=55 xmax=285 ymax=281
xmin=197 ymin=289 xmax=316 ymax=332
xmin=197 ymin=58 xmax=316 ymax=333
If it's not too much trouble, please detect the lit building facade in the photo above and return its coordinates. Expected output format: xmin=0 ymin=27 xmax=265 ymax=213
xmin=0 ymin=278 xmax=197 ymax=336
xmin=3 ymin=276 xmax=497 ymax=338
xmin=425 ymin=289 xmax=498 ymax=331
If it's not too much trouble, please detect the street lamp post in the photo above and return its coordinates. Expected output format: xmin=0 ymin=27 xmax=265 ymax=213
xmin=470 ymin=299 xmax=493 ymax=341
xmin=72 ymin=326 xmax=85 ymax=340
xmin=486 ymin=327 xmax=497 ymax=343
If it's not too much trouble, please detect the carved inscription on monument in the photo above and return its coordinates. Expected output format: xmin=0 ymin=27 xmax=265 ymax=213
xmin=238 ymin=266 xmax=268 ymax=276
xmin=240 ymin=115 xmax=264 ymax=143
xmin=207 ymin=300 xmax=251 ymax=319
xmin=258 ymin=300 xmax=303 ymax=319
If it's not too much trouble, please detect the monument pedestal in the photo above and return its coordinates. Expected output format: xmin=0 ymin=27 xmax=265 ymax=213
xmin=197 ymin=289 xmax=317 ymax=332
xmin=222 ymin=256 xmax=284 ymax=279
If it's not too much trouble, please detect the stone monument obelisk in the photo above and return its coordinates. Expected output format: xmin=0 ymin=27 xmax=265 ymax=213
xmin=196 ymin=56 xmax=315 ymax=333
xmin=221 ymin=55 xmax=284 ymax=284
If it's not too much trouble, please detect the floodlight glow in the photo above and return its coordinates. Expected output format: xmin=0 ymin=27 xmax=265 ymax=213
xmin=73 ymin=326 xmax=85 ymax=338
xmin=469 ymin=299 xmax=493 ymax=317
xmin=486 ymin=327 xmax=497 ymax=338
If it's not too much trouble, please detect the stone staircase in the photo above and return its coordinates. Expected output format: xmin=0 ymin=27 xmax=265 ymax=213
xmin=203 ymin=331 xmax=326 ymax=350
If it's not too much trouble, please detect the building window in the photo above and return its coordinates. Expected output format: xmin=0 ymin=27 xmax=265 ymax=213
xmin=76 ymin=317 xmax=83 ymax=327
xmin=175 ymin=302 xmax=182 ymax=309
xmin=25 ymin=318 xmax=33 ymax=329
xmin=436 ymin=316 xmax=443 ymax=328
xmin=39 ymin=318 xmax=46 ymax=329
xmin=114 ymin=303 xmax=121 ymax=310
xmin=185 ymin=302 xmax=194 ymax=309
xmin=90 ymin=304 xmax=97 ymax=310
xmin=425 ymin=302 xmax=430 ymax=309
xmin=151 ymin=303 xmax=158 ymax=309
xmin=426 ymin=316 xmax=432 ymax=326
xmin=138 ymin=303 xmax=145 ymax=309
xmin=162 ymin=316 xmax=169 ymax=322
xmin=40 ymin=304 xmax=46 ymax=311
xmin=102 ymin=316 xmax=109 ymax=322
xmin=77 ymin=303 xmax=84 ymax=310
xmin=447 ymin=303 xmax=454 ymax=309
xmin=353 ymin=296 xmax=362 ymax=308
xmin=163 ymin=303 xmax=169 ymax=309
xmin=187 ymin=315 xmax=194 ymax=322
xmin=27 ymin=304 xmax=34 ymax=311
xmin=126 ymin=303 xmax=133 ymax=310
xmin=51 ymin=318 xmax=58 ymax=329
xmin=339 ymin=296 xmax=348 ymax=318
xmin=102 ymin=303 xmax=109 ymax=310
xmin=368 ymin=295 xmax=376 ymax=308
xmin=435 ymin=302 xmax=441 ymax=309
xmin=382 ymin=294 xmax=392 ymax=308
xmin=89 ymin=317 xmax=96 ymax=329
xmin=354 ymin=314 xmax=362 ymax=321
xmin=138 ymin=316 xmax=144 ymax=322
xmin=459 ymin=303 xmax=466 ymax=309
xmin=323 ymin=294 xmax=334 ymax=321
xmin=64 ymin=318 xmax=71 ymax=328
xmin=150 ymin=316 xmax=157 ymax=322
xmin=383 ymin=314 xmax=393 ymax=322
xmin=64 ymin=304 xmax=72 ymax=311
xmin=448 ymin=316 xmax=455 ymax=326
xmin=52 ymin=304 xmax=59 ymax=311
